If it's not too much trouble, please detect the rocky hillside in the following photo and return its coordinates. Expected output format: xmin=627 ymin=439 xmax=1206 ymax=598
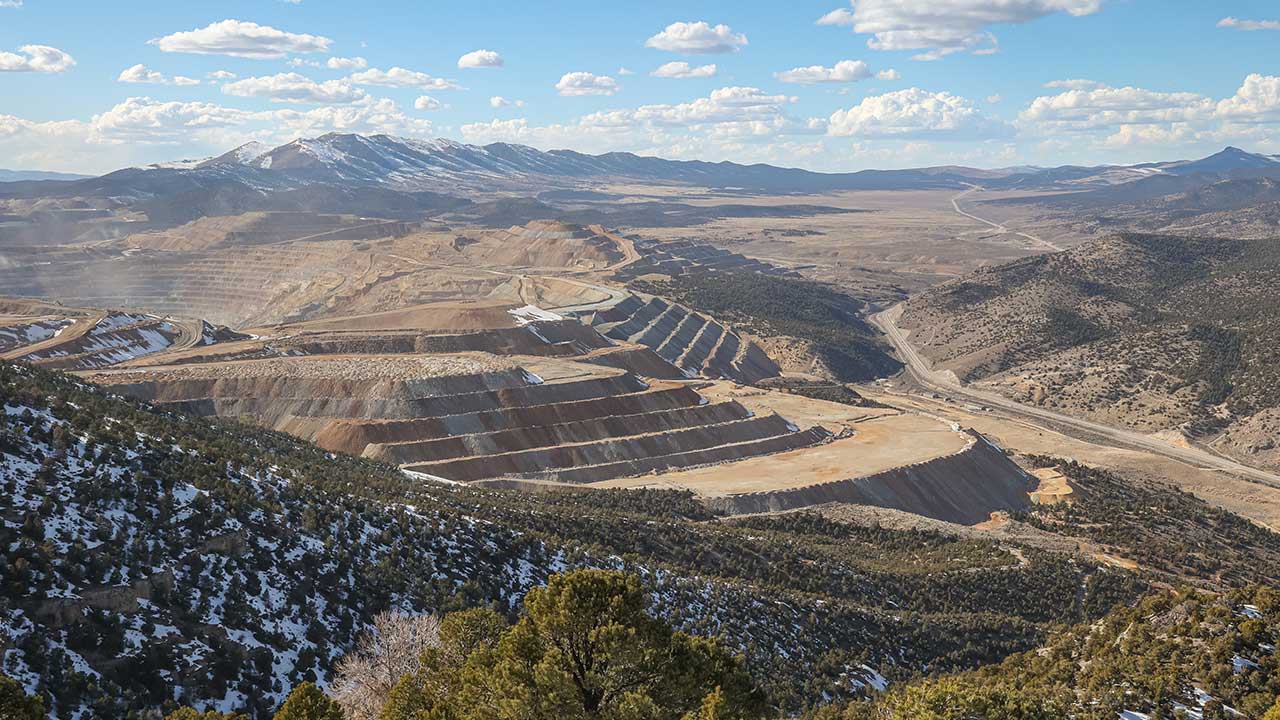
xmin=0 ymin=360 xmax=1167 ymax=718
xmin=631 ymin=272 xmax=901 ymax=383
xmin=829 ymin=586 xmax=1280 ymax=719
xmin=985 ymin=150 xmax=1280 ymax=241
xmin=899 ymin=232 xmax=1280 ymax=468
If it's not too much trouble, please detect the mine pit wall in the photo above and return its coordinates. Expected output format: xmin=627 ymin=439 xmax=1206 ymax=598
xmin=405 ymin=414 xmax=800 ymax=482
xmin=704 ymin=431 xmax=1034 ymax=525
xmin=366 ymin=401 xmax=753 ymax=465
xmin=580 ymin=347 xmax=687 ymax=380
xmin=310 ymin=385 xmax=707 ymax=454
xmin=501 ymin=426 xmax=833 ymax=485
xmin=104 ymin=370 xmax=533 ymax=405
xmin=151 ymin=374 xmax=648 ymax=429
xmin=279 ymin=328 xmax=588 ymax=358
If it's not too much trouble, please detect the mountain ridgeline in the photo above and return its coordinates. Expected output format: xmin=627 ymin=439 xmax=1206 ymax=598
xmin=7 ymin=135 xmax=1278 ymax=203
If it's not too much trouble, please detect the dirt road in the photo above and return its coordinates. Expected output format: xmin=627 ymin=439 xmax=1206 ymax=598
xmin=951 ymin=185 xmax=1063 ymax=253
xmin=871 ymin=303 xmax=1280 ymax=489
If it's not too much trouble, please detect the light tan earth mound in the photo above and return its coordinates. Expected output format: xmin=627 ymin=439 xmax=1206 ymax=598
xmin=1028 ymin=467 xmax=1077 ymax=505
xmin=576 ymin=384 xmax=1033 ymax=525
xmin=399 ymin=222 xmax=632 ymax=273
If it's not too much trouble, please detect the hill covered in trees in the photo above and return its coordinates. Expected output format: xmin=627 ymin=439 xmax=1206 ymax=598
xmin=3 ymin=359 xmax=1280 ymax=718
xmin=825 ymin=586 xmax=1280 ymax=719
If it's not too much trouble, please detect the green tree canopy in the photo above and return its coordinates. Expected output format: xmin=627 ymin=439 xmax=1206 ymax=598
xmin=275 ymin=681 xmax=346 ymax=720
xmin=838 ymin=678 xmax=1073 ymax=720
xmin=166 ymin=708 xmax=249 ymax=720
xmin=1263 ymin=695 xmax=1280 ymax=720
xmin=382 ymin=569 xmax=765 ymax=720
xmin=380 ymin=607 xmax=509 ymax=720
xmin=0 ymin=675 xmax=44 ymax=720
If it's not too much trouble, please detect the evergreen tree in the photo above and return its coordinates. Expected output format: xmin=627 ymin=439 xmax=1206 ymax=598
xmin=1263 ymin=696 xmax=1280 ymax=720
xmin=451 ymin=569 xmax=765 ymax=720
xmin=0 ymin=675 xmax=44 ymax=720
xmin=275 ymin=682 xmax=345 ymax=720
xmin=166 ymin=708 xmax=249 ymax=720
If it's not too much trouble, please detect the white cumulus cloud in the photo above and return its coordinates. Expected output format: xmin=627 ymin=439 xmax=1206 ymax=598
xmin=644 ymin=21 xmax=747 ymax=54
xmin=222 ymin=72 xmax=367 ymax=104
xmin=490 ymin=96 xmax=525 ymax=109
xmin=555 ymin=72 xmax=619 ymax=96
xmin=414 ymin=95 xmax=445 ymax=111
xmin=89 ymin=96 xmax=261 ymax=144
xmin=1020 ymin=83 xmax=1214 ymax=131
xmin=816 ymin=8 xmax=855 ymax=26
xmin=0 ymin=45 xmax=75 ymax=73
xmin=775 ymin=60 xmax=876 ymax=84
xmin=457 ymin=49 xmax=503 ymax=69
xmin=1215 ymin=74 xmax=1280 ymax=123
xmin=651 ymin=61 xmax=717 ymax=79
xmin=118 ymin=64 xmax=200 ymax=86
xmin=208 ymin=70 xmax=238 ymax=80
xmin=347 ymin=67 xmax=462 ymax=90
xmin=816 ymin=0 xmax=1102 ymax=60
xmin=326 ymin=56 xmax=367 ymax=70
xmin=149 ymin=19 xmax=331 ymax=59
xmin=828 ymin=87 xmax=1013 ymax=139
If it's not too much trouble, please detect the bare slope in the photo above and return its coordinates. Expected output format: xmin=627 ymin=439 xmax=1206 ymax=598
xmin=899 ymin=232 xmax=1280 ymax=470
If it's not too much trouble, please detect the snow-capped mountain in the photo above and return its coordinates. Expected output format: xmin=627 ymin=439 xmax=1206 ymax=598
xmin=180 ymin=132 xmax=992 ymax=194
xmin=10 ymin=135 xmax=1280 ymax=205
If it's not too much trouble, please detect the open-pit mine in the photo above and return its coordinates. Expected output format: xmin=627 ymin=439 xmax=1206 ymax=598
xmin=0 ymin=215 xmax=1035 ymax=524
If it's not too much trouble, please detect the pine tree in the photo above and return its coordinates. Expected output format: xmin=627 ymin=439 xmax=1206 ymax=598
xmin=0 ymin=676 xmax=44 ymax=720
xmin=165 ymin=707 xmax=249 ymax=720
xmin=1263 ymin=696 xmax=1280 ymax=720
xmin=451 ymin=569 xmax=765 ymax=720
xmin=275 ymin=682 xmax=345 ymax=720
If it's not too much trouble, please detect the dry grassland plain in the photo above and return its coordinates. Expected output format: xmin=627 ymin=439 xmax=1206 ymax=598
xmin=600 ymin=186 xmax=1091 ymax=300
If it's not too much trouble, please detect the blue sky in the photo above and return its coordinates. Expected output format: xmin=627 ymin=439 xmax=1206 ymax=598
xmin=1 ymin=0 xmax=1278 ymax=173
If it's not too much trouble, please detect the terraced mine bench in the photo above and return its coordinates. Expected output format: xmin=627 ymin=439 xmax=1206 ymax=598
xmin=582 ymin=294 xmax=780 ymax=385
xmin=86 ymin=352 xmax=832 ymax=487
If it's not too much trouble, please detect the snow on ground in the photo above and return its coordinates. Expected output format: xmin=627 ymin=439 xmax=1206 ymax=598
xmin=0 ymin=318 xmax=75 ymax=351
xmin=508 ymin=305 xmax=564 ymax=325
xmin=23 ymin=312 xmax=178 ymax=368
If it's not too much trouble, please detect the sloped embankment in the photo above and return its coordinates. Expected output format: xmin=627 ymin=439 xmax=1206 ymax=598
xmin=706 ymin=431 xmax=1033 ymax=525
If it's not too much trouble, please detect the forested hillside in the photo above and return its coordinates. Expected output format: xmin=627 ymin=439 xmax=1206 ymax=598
xmin=825 ymin=587 xmax=1280 ymax=719
xmin=3 ymin=360 xmax=1279 ymax=718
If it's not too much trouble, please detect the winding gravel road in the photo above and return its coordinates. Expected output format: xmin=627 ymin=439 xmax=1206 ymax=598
xmin=871 ymin=303 xmax=1280 ymax=489
xmin=951 ymin=185 xmax=1063 ymax=253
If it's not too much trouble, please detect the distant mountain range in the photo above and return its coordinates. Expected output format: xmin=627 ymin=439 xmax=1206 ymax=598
xmin=0 ymin=169 xmax=91 ymax=182
xmin=3 ymin=134 xmax=1279 ymax=205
